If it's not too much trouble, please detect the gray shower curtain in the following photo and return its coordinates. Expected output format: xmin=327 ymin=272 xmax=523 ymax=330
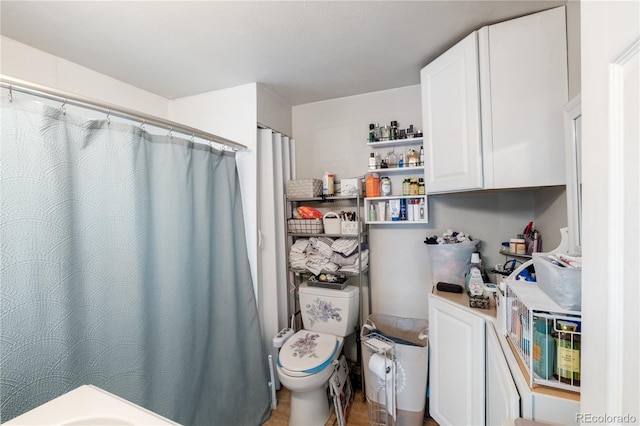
xmin=0 ymin=98 xmax=271 ymax=425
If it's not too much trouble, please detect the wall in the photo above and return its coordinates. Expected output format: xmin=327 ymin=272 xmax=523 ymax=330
xmin=1 ymin=36 xmax=264 ymax=298
xmin=0 ymin=37 xmax=168 ymax=117
xmin=293 ymin=86 xmax=566 ymax=320
xmin=257 ymin=83 xmax=293 ymax=136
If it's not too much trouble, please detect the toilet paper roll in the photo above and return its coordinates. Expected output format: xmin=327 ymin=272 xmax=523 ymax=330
xmin=368 ymin=353 xmax=389 ymax=379
xmin=368 ymin=353 xmax=396 ymax=419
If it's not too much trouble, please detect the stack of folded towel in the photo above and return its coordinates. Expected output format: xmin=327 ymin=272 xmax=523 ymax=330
xmin=289 ymin=237 xmax=369 ymax=275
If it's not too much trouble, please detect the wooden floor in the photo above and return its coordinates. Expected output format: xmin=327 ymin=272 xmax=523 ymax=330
xmin=263 ymin=386 xmax=438 ymax=426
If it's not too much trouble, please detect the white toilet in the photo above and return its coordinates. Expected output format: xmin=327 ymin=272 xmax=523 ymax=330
xmin=276 ymin=282 xmax=360 ymax=426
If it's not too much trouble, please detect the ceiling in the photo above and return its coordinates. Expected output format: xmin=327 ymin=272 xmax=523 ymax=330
xmin=0 ymin=1 xmax=566 ymax=106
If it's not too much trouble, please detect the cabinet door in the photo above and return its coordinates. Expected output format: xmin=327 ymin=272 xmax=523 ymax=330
xmin=420 ymin=32 xmax=483 ymax=194
xmin=486 ymin=323 xmax=520 ymax=425
xmin=486 ymin=6 xmax=568 ymax=188
xmin=428 ymin=295 xmax=485 ymax=426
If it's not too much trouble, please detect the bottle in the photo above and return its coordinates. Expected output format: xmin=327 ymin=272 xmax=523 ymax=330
xmin=409 ymin=178 xmax=418 ymax=195
xmin=366 ymin=173 xmax=380 ymax=197
xmin=400 ymin=199 xmax=407 ymax=221
xmin=533 ymin=318 xmax=555 ymax=380
xmin=369 ymin=204 xmax=377 ymax=222
xmin=407 ymin=149 xmax=418 ymax=167
xmin=381 ymin=124 xmax=390 ymax=141
xmin=390 ymin=120 xmax=398 ymax=140
xmin=369 ymin=124 xmax=376 ymax=143
xmin=464 ymin=252 xmax=484 ymax=296
xmin=553 ymin=321 xmax=581 ymax=386
xmin=418 ymin=199 xmax=425 ymax=220
xmin=402 ymin=177 xmax=410 ymax=196
xmin=323 ymin=173 xmax=334 ymax=196
xmin=380 ymin=176 xmax=391 ymax=196
xmin=368 ymin=153 xmax=377 ymax=170
xmin=420 ymin=146 xmax=424 ymax=165
xmin=373 ymin=123 xmax=381 ymax=142
xmin=418 ymin=178 xmax=425 ymax=195
xmin=398 ymin=154 xmax=404 ymax=168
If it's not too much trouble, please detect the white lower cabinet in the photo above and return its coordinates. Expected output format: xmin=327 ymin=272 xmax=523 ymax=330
xmin=428 ymin=293 xmax=486 ymax=426
xmin=486 ymin=322 xmax=520 ymax=425
xmin=429 ymin=291 xmax=581 ymax=426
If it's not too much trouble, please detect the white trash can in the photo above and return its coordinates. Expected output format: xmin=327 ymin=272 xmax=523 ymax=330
xmin=361 ymin=313 xmax=429 ymax=426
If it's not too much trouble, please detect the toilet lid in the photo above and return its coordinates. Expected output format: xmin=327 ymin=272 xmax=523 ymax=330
xmin=278 ymin=330 xmax=338 ymax=373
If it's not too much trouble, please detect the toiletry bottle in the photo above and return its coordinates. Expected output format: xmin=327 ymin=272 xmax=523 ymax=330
xmin=398 ymin=154 xmax=404 ymax=168
xmin=369 ymin=124 xmax=376 ymax=143
xmin=465 ymin=252 xmax=484 ymax=296
xmin=420 ymin=146 xmax=424 ymax=165
xmin=369 ymin=204 xmax=377 ymax=222
xmin=369 ymin=153 xmax=376 ymax=170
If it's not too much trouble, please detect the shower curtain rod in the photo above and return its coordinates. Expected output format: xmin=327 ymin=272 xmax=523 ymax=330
xmin=0 ymin=75 xmax=247 ymax=151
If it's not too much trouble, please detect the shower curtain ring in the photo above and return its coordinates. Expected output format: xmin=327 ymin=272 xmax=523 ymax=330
xmin=106 ymin=110 xmax=111 ymax=125
xmin=8 ymin=85 xmax=12 ymax=102
xmin=190 ymin=133 xmax=195 ymax=143
xmin=140 ymin=120 xmax=146 ymax=131
xmin=61 ymin=99 xmax=67 ymax=115
xmin=168 ymin=127 xmax=173 ymax=139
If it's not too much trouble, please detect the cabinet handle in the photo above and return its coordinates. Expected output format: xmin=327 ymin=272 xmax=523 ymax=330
xmin=258 ymin=230 xmax=263 ymax=248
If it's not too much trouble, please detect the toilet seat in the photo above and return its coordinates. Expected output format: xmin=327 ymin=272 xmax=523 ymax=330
xmin=277 ymin=330 xmax=338 ymax=377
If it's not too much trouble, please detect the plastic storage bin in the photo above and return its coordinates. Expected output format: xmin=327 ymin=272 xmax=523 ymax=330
xmin=361 ymin=313 xmax=429 ymax=426
xmin=532 ymin=253 xmax=582 ymax=311
xmin=426 ymin=240 xmax=479 ymax=285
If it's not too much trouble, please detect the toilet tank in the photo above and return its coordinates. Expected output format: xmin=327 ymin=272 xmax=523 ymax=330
xmin=298 ymin=282 xmax=360 ymax=337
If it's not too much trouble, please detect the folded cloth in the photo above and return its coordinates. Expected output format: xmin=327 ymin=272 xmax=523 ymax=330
xmin=338 ymin=249 xmax=369 ymax=273
xmin=332 ymin=238 xmax=359 ymax=256
xmin=290 ymin=238 xmax=309 ymax=254
xmin=289 ymin=251 xmax=307 ymax=270
xmin=306 ymin=252 xmax=330 ymax=275
xmin=330 ymin=251 xmax=358 ymax=266
xmin=314 ymin=238 xmax=334 ymax=258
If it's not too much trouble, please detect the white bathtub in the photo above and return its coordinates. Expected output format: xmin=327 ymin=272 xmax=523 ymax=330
xmin=4 ymin=385 xmax=180 ymax=425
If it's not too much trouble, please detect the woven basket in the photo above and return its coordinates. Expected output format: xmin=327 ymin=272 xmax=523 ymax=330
xmin=287 ymin=218 xmax=324 ymax=234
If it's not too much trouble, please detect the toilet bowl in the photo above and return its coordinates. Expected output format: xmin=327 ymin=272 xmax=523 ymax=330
xmin=275 ymin=283 xmax=359 ymax=426
xmin=276 ymin=331 xmax=344 ymax=426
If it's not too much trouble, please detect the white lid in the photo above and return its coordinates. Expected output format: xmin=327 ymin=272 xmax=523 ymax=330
xmin=471 ymin=252 xmax=481 ymax=263
xmin=278 ymin=330 xmax=337 ymax=372
xmin=300 ymin=282 xmax=359 ymax=299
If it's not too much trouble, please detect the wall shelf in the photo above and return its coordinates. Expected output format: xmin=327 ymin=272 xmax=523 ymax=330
xmin=366 ymin=137 xmax=423 ymax=148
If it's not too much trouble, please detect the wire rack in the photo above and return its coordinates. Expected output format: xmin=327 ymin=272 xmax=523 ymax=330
xmin=362 ymin=332 xmax=397 ymax=426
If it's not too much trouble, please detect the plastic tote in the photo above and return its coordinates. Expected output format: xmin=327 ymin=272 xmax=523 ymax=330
xmin=361 ymin=313 xmax=429 ymax=426
xmin=426 ymin=240 xmax=479 ymax=285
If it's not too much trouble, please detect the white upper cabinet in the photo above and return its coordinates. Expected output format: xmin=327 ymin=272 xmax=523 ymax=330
xmin=421 ymin=32 xmax=483 ymax=192
xmin=421 ymin=6 xmax=569 ymax=194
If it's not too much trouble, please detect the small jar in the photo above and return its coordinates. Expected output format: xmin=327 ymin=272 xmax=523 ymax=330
xmin=418 ymin=178 xmax=425 ymax=195
xmin=380 ymin=176 xmax=392 ymax=196
xmin=552 ymin=320 xmax=581 ymax=386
